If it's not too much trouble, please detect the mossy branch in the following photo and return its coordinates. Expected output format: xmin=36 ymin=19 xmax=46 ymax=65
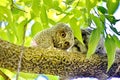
xmin=0 ymin=39 xmax=119 ymax=79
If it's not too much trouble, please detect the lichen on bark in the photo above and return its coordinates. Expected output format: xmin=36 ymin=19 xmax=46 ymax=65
xmin=0 ymin=39 xmax=119 ymax=80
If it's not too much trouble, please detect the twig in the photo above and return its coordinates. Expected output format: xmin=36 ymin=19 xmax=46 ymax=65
xmin=74 ymin=0 xmax=80 ymax=9
xmin=16 ymin=20 xmax=28 ymax=80
xmin=93 ymin=8 xmax=108 ymax=35
xmin=11 ymin=0 xmax=28 ymax=13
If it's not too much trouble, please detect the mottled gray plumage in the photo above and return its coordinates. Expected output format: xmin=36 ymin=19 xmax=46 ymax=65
xmin=31 ymin=23 xmax=74 ymax=50
xmin=70 ymin=28 xmax=106 ymax=54
xmin=70 ymin=29 xmax=91 ymax=53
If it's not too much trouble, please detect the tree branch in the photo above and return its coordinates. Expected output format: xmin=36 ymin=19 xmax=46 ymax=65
xmin=0 ymin=39 xmax=119 ymax=80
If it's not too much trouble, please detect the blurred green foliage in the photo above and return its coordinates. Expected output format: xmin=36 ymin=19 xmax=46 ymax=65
xmin=0 ymin=0 xmax=120 ymax=79
xmin=0 ymin=68 xmax=59 ymax=80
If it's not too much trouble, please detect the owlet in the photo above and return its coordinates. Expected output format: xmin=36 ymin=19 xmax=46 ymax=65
xmin=31 ymin=23 xmax=74 ymax=50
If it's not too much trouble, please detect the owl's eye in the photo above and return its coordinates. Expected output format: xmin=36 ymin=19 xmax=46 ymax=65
xmin=64 ymin=41 xmax=70 ymax=47
xmin=60 ymin=31 xmax=66 ymax=38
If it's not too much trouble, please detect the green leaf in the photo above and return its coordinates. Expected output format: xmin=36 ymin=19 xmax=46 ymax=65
xmin=107 ymin=0 xmax=119 ymax=14
xmin=15 ymin=19 xmax=27 ymax=45
xmin=70 ymin=17 xmax=84 ymax=45
xmin=91 ymin=15 xmax=101 ymax=27
xmin=86 ymin=28 xmax=101 ymax=59
xmin=19 ymin=72 xmax=59 ymax=80
xmin=0 ymin=68 xmax=15 ymax=80
xmin=99 ymin=14 xmax=106 ymax=24
xmin=24 ymin=37 xmax=32 ymax=47
xmin=43 ymin=0 xmax=52 ymax=6
xmin=52 ymin=0 xmax=59 ymax=8
xmin=110 ymin=25 xmax=120 ymax=35
xmin=19 ymin=72 xmax=38 ymax=79
xmin=105 ymin=15 xmax=118 ymax=25
xmin=6 ymin=27 xmax=16 ymax=43
xmin=0 ymin=6 xmax=13 ymax=24
xmin=102 ymin=0 xmax=107 ymax=2
xmin=59 ymin=14 xmax=70 ymax=23
xmin=105 ymin=35 xmax=116 ymax=71
xmin=91 ymin=14 xmax=104 ymax=30
xmin=113 ymin=35 xmax=120 ymax=48
xmin=11 ymin=6 xmax=22 ymax=14
xmin=0 ymin=75 xmax=4 ymax=80
xmin=20 ymin=0 xmax=32 ymax=6
xmin=4 ymin=22 xmax=17 ymax=43
xmin=11 ymin=8 xmax=19 ymax=14
xmin=87 ymin=15 xmax=104 ymax=58
xmin=0 ymin=68 xmax=59 ymax=80
xmin=0 ymin=29 xmax=8 ymax=41
xmin=48 ymin=18 xmax=56 ymax=25
xmin=97 ymin=6 xmax=107 ymax=14
xmin=40 ymin=4 xmax=49 ymax=29
xmin=65 ymin=0 xmax=74 ymax=5
xmin=31 ymin=0 xmax=41 ymax=17
xmin=31 ymin=22 xmax=43 ymax=37
xmin=0 ymin=0 xmax=10 ymax=7
xmin=86 ymin=0 xmax=98 ymax=12
xmin=53 ymin=7 xmax=63 ymax=13
xmin=72 ymin=8 xmax=82 ymax=18
xmin=43 ymin=0 xmax=53 ymax=9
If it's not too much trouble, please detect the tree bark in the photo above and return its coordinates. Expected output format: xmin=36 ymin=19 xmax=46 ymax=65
xmin=0 ymin=39 xmax=119 ymax=80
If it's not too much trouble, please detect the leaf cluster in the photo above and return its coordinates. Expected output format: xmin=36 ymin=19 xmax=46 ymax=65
xmin=0 ymin=0 xmax=120 ymax=76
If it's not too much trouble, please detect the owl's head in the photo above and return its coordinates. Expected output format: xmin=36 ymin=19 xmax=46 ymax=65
xmin=53 ymin=23 xmax=74 ymax=50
